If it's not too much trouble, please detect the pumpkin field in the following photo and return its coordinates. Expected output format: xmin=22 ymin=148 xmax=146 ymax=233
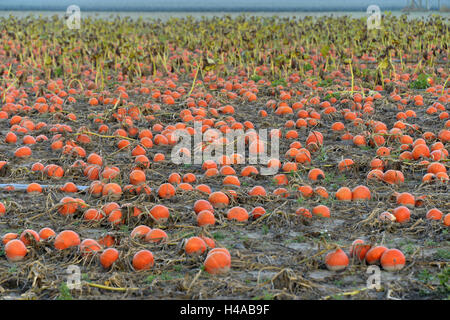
xmin=0 ymin=13 xmax=448 ymax=300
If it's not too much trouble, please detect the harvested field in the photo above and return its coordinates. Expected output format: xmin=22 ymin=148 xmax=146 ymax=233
xmin=0 ymin=13 xmax=448 ymax=300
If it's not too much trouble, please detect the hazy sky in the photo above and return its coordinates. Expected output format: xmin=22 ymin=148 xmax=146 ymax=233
xmin=0 ymin=0 xmax=446 ymax=11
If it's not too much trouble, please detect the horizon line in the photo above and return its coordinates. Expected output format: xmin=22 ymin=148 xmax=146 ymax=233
xmin=0 ymin=8 xmax=417 ymax=13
